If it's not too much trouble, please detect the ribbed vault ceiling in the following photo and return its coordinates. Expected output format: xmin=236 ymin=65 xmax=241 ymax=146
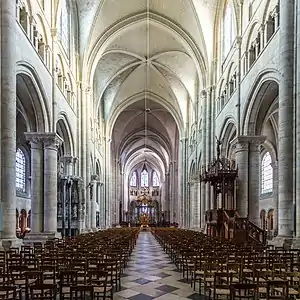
xmin=78 ymin=0 xmax=218 ymax=181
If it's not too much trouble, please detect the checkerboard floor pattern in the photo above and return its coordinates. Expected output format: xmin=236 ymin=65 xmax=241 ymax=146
xmin=115 ymin=231 xmax=204 ymax=300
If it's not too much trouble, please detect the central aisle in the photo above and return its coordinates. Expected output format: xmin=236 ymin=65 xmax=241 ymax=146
xmin=115 ymin=231 xmax=202 ymax=300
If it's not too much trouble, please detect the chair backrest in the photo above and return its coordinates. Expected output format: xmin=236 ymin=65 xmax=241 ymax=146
xmin=230 ymin=283 xmax=258 ymax=299
xmin=70 ymin=285 xmax=93 ymax=300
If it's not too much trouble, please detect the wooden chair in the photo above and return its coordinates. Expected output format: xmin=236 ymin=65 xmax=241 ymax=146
xmin=230 ymin=283 xmax=258 ymax=300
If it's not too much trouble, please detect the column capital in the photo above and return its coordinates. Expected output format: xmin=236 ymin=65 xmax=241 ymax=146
xmin=60 ymin=156 xmax=77 ymax=164
xmin=231 ymin=135 xmax=266 ymax=145
xmin=91 ymin=174 xmax=100 ymax=182
xmin=235 ymin=36 xmax=242 ymax=48
xmin=271 ymin=161 xmax=278 ymax=169
xmin=231 ymin=135 xmax=266 ymax=152
xmin=50 ymin=28 xmax=57 ymax=38
xmin=43 ymin=134 xmax=63 ymax=150
xmin=25 ymin=132 xmax=63 ymax=150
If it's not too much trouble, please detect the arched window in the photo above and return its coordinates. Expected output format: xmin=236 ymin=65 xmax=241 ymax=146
xmin=261 ymin=152 xmax=273 ymax=194
xmin=130 ymin=172 xmax=137 ymax=187
xmin=223 ymin=1 xmax=236 ymax=59
xmin=141 ymin=170 xmax=149 ymax=187
xmin=152 ymin=171 xmax=159 ymax=187
xmin=16 ymin=148 xmax=26 ymax=192
xmin=58 ymin=0 xmax=70 ymax=55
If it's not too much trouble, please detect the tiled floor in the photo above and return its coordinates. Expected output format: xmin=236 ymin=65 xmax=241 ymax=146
xmin=115 ymin=231 xmax=204 ymax=300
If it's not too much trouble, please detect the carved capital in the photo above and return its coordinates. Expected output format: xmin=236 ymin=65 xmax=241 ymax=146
xmin=44 ymin=136 xmax=63 ymax=150
xmin=61 ymin=156 xmax=76 ymax=165
xmin=91 ymin=174 xmax=100 ymax=182
xmin=50 ymin=28 xmax=57 ymax=38
xmin=235 ymin=36 xmax=242 ymax=47
xmin=231 ymin=135 xmax=266 ymax=153
xmin=25 ymin=132 xmax=63 ymax=150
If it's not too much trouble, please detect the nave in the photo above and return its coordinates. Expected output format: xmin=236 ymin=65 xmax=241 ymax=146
xmin=116 ymin=232 xmax=199 ymax=300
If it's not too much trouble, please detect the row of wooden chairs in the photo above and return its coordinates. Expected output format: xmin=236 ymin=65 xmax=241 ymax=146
xmin=152 ymin=228 xmax=300 ymax=299
xmin=0 ymin=227 xmax=140 ymax=299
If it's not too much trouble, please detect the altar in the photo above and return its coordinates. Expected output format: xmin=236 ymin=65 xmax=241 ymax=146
xmin=129 ymin=187 xmax=159 ymax=226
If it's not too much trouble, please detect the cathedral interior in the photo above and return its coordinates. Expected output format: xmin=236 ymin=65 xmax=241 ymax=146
xmin=1 ymin=0 xmax=300 ymax=298
xmin=3 ymin=0 xmax=298 ymax=245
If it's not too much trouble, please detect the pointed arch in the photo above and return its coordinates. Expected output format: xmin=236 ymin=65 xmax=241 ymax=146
xmin=152 ymin=171 xmax=159 ymax=187
xmin=141 ymin=169 xmax=149 ymax=187
xmin=130 ymin=171 xmax=137 ymax=187
xmin=222 ymin=0 xmax=237 ymax=59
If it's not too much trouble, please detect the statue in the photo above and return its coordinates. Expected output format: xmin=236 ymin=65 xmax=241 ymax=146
xmin=215 ymin=136 xmax=222 ymax=160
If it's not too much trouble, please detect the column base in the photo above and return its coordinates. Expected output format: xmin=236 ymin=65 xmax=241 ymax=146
xmin=1 ymin=238 xmax=23 ymax=250
xmin=268 ymin=236 xmax=293 ymax=249
xmin=23 ymin=232 xmax=61 ymax=245
xmin=292 ymin=238 xmax=300 ymax=250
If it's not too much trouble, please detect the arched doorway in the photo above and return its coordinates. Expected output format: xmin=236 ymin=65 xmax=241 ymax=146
xmin=19 ymin=209 xmax=27 ymax=233
xmin=260 ymin=209 xmax=266 ymax=230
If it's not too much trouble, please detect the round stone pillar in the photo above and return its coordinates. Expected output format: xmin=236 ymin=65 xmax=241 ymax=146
xmin=296 ymin=0 xmax=300 ymax=239
xmin=248 ymin=137 xmax=266 ymax=225
xmin=234 ymin=138 xmax=249 ymax=217
xmin=200 ymin=182 xmax=206 ymax=228
xmin=91 ymin=175 xmax=99 ymax=230
xmin=278 ymin=0 xmax=295 ymax=237
xmin=271 ymin=161 xmax=279 ymax=233
xmin=1 ymin=0 xmax=17 ymax=240
xmin=26 ymin=135 xmax=44 ymax=233
xmin=43 ymin=134 xmax=63 ymax=233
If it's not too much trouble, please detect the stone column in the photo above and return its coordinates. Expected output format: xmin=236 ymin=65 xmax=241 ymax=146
xmin=180 ymin=139 xmax=188 ymax=226
xmin=206 ymin=88 xmax=212 ymax=210
xmin=99 ymin=182 xmax=104 ymax=228
xmin=278 ymin=0 xmax=295 ymax=238
xmin=233 ymin=137 xmax=249 ymax=217
xmin=295 ymin=0 xmax=300 ymax=241
xmin=259 ymin=25 xmax=265 ymax=49
xmin=1 ymin=0 xmax=17 ymax=242
xmin=43 ymin=134 xmax=63 ymax=233
xmin=195 ymin=181 xmax=201 ymax=228
xmin=201 ymin=90 xmax=208 ymax=219
xmin=271 ymin=161 xmax=279 ymax=233
xmin=90 ymin=175 xmax=98 ymax=230
xmin=85 ymin=87 xmax=92 ymax=231
xmin=25 ymin=134 xmax=44 ymax=233
xmin=248 ymin=137 xmax=266 ymax=225
xmin=61 ymin=156 xmax=76 ymax=176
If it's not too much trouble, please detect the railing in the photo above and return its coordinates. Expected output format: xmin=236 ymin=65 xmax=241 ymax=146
xmin=234 ymin=217 xmax=266 ymax=245
xmin=205 ymin=209 xmax=266 ymax=245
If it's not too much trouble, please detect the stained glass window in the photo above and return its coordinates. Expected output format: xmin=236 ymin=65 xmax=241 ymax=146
xmin=16 ymin=148 xmax=26 ymax=192
xmin=153 ymin=171 xmax=159 ymax=187
xmin=59 ymin=0 xmax=70 ymax=55
xmin=223 ymin=2 xmax=236 ymax=59
xmin=130 ymin=172 xmax=137 ymax=187
xmin=261 ymin=152 xmax=273 ymax=194
xmin=141 ymin=170 xmax=148 ymax=187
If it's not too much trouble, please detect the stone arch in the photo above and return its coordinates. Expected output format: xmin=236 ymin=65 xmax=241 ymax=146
xmin=242 ymin=20 xmax=260 ymax=53
xmin=220 ymin=120 xmax=237 ymax=160
xmin=267 ymin=208 xmax=275 ymax=230
xmin=96 ymin=160 xmax=102 ymax=181
xmin=189 ymin=161 xmax=196 ymax=180
xmin=16 ymin=62 xmax=50 ymax=132
xmin=34 ymin=13 xmax=49 ymax=45
xmin=241 ymin=69 xmax=280 ymax=136
xmin=218 ymin=79 xmax=226 ymax=98
xmin=56 ymin=114 xmax=74 ymax=156
xmin=20 ymin=209 xmax=27 ymax=232
xmin=262 ymin=0 xmax=279 ymax=24
xmin=260 ymin=209 xmax=266 ymax=229
xmin=197 ymin=153 xmax=202 ymax=173
xmin=225 ymin=61 xmax=236 ymax=83
xmin=261 ymin=139 xmax=277 ymax=163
